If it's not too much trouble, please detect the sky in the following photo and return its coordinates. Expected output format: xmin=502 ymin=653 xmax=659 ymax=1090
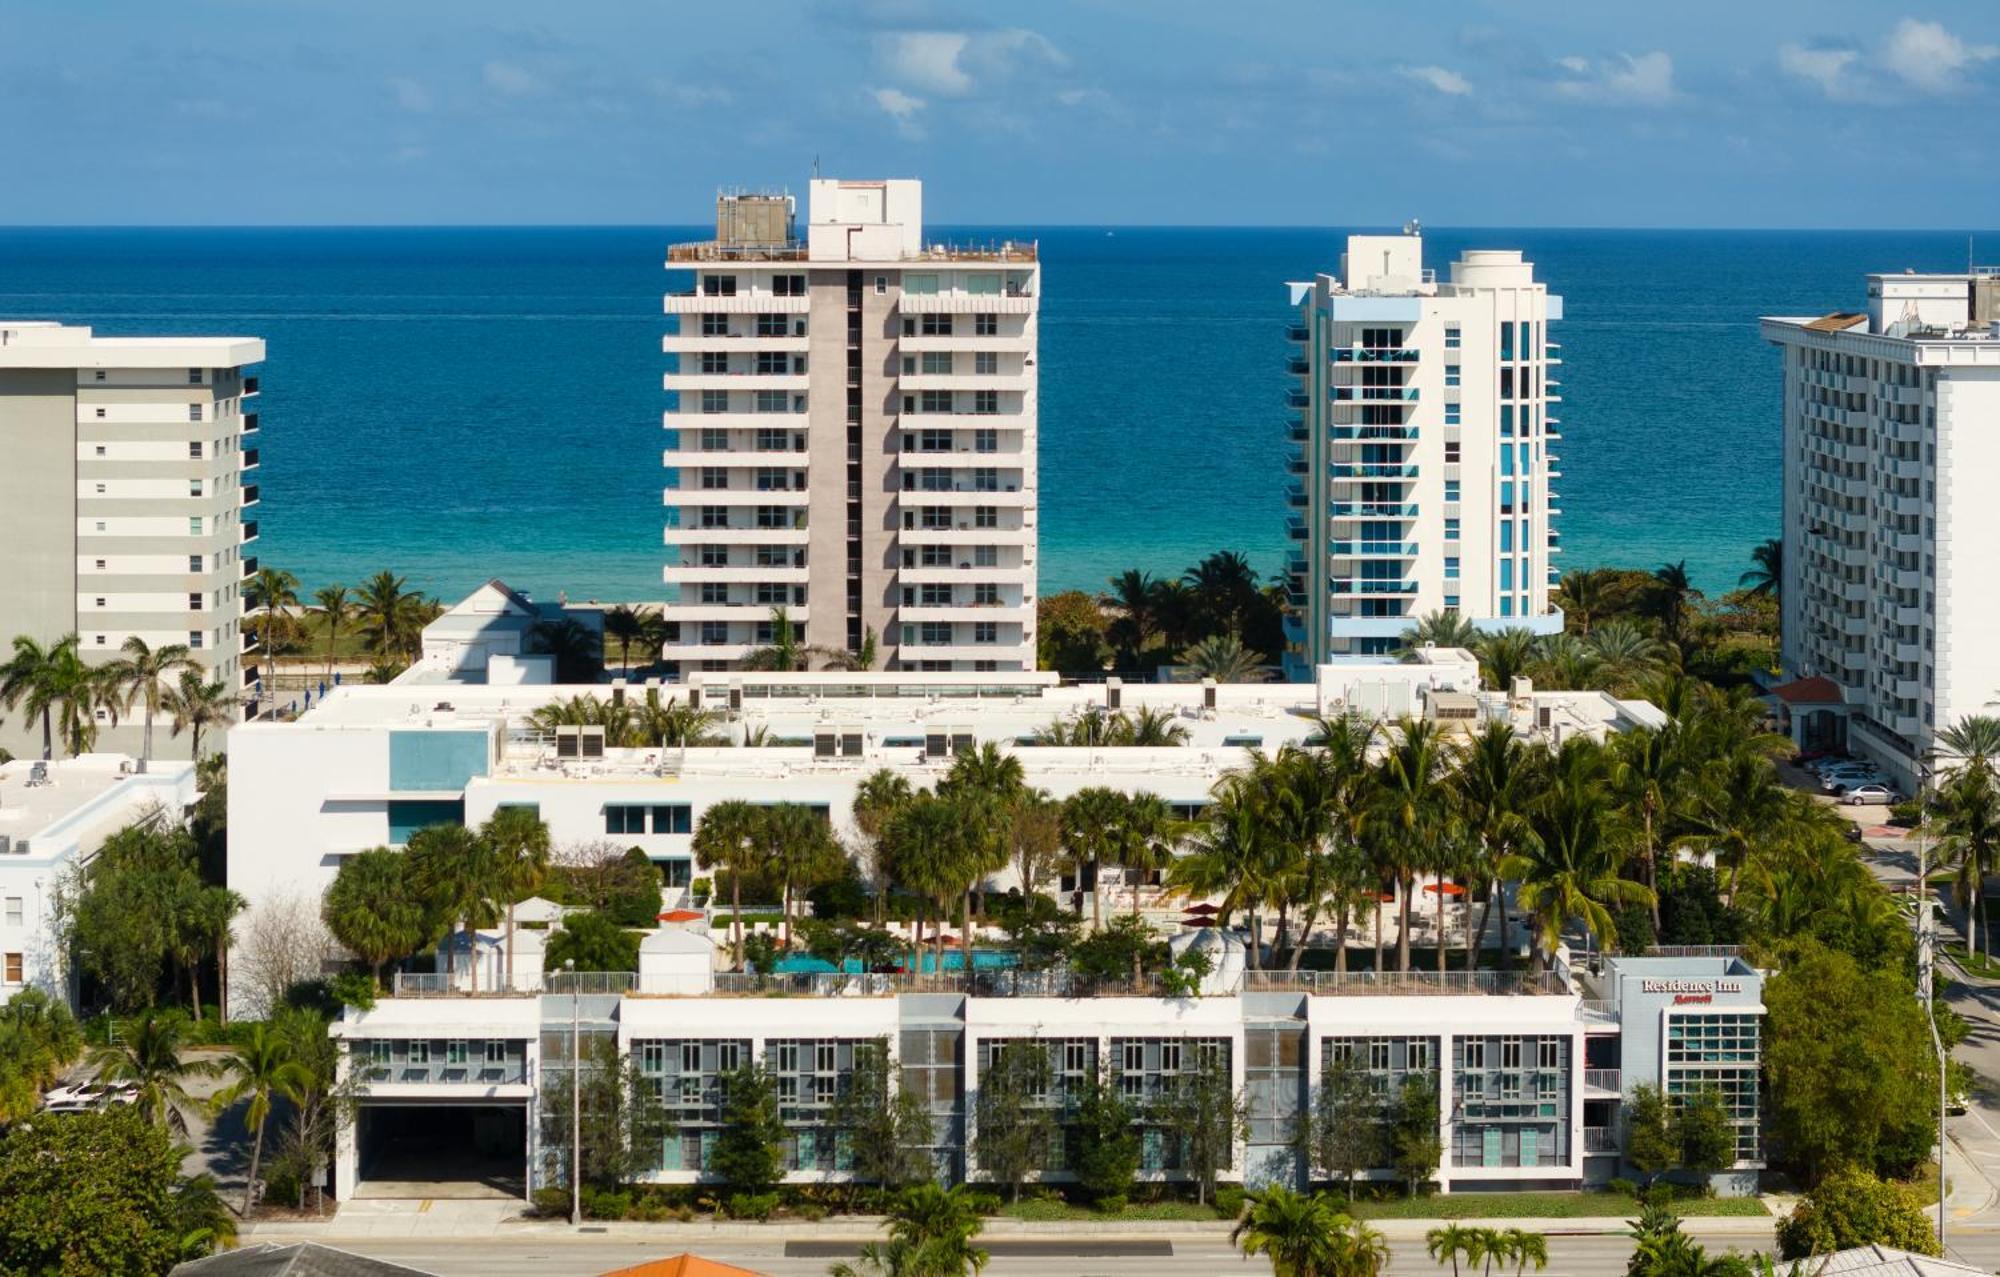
xmin=3 ymin=0 xmax=1997 ymax=227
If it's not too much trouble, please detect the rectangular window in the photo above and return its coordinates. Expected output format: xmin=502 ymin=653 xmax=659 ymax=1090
xmin=1499 ymin=559 xmax=1515 ymax=591
xmin=1445 ymin=366 xmax=1461 ymax=387
xmin=701 ymin=275 xmax=737 ymax=297
xmin=605 ymin=805 xmax=649 ymax=836
xmin=189 ymin=555 xmax=204 ymax=572
xmin=4 ymin=954 xmax=22 ymax=984
xmin=1444 ymin=327 xmax=1461 ymax=350
xmin=974 ymin=313 xmax=998 ymax=336
xmin=1444 ymin=556 xmax=1460 ymax=580
xmin=1443 ymin=480 xmax=1460 ymax=504
xmin=189 ymin=441 xmax=204 ymax=459
xmin=1499 ymin=522 xmax=1514 ymax=552
xmin=188 ymin=368 xmax=203 ymax=384
xmin=773 ymin=274 xmax=805 ymax=297
xmin=975 ymin=352 xmax=998 ymax=375
xmin=1445 ymin=403 xmax=1461 ymax=426
xmin=2 ymin=898 xmax=20 ymax=928
xmin=1443 ymin=518 xmax=1460 ymax=540
xmin=973 ymin=622 xmax=998 ymax=644
xmin=1501 ymin=405 xmax=1514 ymax=437
xmin=700 ymin=389 xmax=728 ymax=414
xmin=189 ymin=631 xmax=203 ymax=649
xmin=188 ymin=403 xmax=203 ymax=422
xmin=651 ymin=805 xmax=692 ymax=834
xmin=1444 ymin=440 xmax=1461 ymax=463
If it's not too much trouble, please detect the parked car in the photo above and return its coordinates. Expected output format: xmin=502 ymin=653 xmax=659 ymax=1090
xmin=1842 ymin=784 xmax=1899 ymax=806
xmin=1822 ymin=770 xmax=1885 ymax=791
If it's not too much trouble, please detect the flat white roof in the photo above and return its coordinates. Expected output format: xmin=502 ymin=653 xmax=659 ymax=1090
xmin=0 ymin=322 xmax=263 ymax=369
xmin=0 ymin=756 xmax=194 ymax=860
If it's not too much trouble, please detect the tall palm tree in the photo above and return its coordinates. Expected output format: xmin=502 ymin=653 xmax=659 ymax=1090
xmin=1505 ymin=778 xmax=1654 ymax=969
xmin=1739 ymin=538 xmax=1782 ymax=598
xmin=105 ymin=636 xmax=195 ymax=767
xmin=1651 ymin=560 xmax=1699 ymax=653
xmin=530 ymin=617 xmax=602 ymax=683
xmin=0 ymin=634 xmax=118 ymax=758
xmin=1529 ymin=633 xmax=1596 ymax=691
xmin=881 ymin=792 xmax=978 ymax=974
xmin=1060 ymin=787 xmax=1132 ymax=932
xmin=404 ymin=823 xmax=503 ymax=992
xmin=482 ymin=806 xmax=552 ymax=987
xmin=163 ymin=668 xmax=234 ymax=759
xmin=1184 ymin=550 xmax=1261 ymax=636
xmin=1455 ymin=721 xmax=1544 ymax=969
xmin=1585 ymin=620 xmax=1664 ymax=695
xmin=1937 ymin=766 xmax=2000 ymax=959
xmin=1375 ymin=718 xmax=1457 ymax=972
xmin=1119 ymin=791 xmax=1180 ymax=919
xmin=312 ymin=584 xmax=352 ymax=686
xmin=88 ymin=1011 xmax=219 ymax=1137
xmin=636 ymin=609 xmax=671 ymax=672
xmin=1938 ymin=716 xmax=2000 ymax=772
xmin=1553 ymin=568 xmax=1620 ymax=635
xmin=1475 ymin=629 xmax=1539 ymax=692
xmin=1169 ymin=775 xmax=1285 ymax=970
xmin=1101 ymin=569 xmax=1162 ymax=665
xmin=0 ymin=634 xmax=72 ymax=760
xmin=1232 ymin=1185 xmax=1389 ymax=1277
xmin=602 ymin=604 xmax=642 ymax=677
xmin=211 ymin=1022 xmax=313 ymax=1214
xmin=757 ymin=803 xmax=842 ymax=949
xmin=322 ymin=847 xmax=433 ymax=985
xmin=246 ymin=566 xmax=301 ymax=678
xmin=692 ymin=799 xmax=764 ymax=968
xmin=1305 ymin=713 xmax=1380 ymax=975
xmin=852 ymin=768 xmax=914 ymax=924
xmin=739 ymin=606 xmax=855 ymax=673
xmin=940 ymin=741 xmax=1026 ymax=800
xmin=1609 ymin=726 xmax=1685 ymax=932
xmin=1180 ymin=633 xmax=1264 ymax=683
xmin=1398 ymin=610 xmax=1481 ymax=657
xmin=355 ymin=570 xmax=414 ymax=662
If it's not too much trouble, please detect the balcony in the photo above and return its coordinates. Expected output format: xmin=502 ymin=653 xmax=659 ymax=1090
xmin=1584 ymin=1068 xmax=1622 ymax=1095
xmin=241 ymin=484 xmax=259 ymax=507
xmin=241 ymin=556 xmax=257 ymax=578
xmin=242 ymin=376 xmax=260 ymax=396
xmin=1287 ymin=482 xmax=1308 ymax=508
xmin=1286 ymin=513 xmax=1308 ymax=541
xmin=241 ymin=520 xmax=259 ymax=543
xmin=1332 ymin=347 xmax=1419 ymax=363
xmin=1331 ymin=463 xmax=1419 ymax=479
xmin=1286 ymin=390 xmax=1309 ymax=409
xmin=1331 ymin=580 xmax=1417 ymax=596
xmin=1332 ymin=425 xmax=1419 ymax=441
xmin=1331 ymin=502 xmax=1419 ymax=518
xmin=242 ymin=448 xmax=259 ymax=469
xmin=1288 ymin=415 xmax=1309 ymax=442
xmin=1584 ymin=1127 xmax=1619 ymax=1154
xmin=1286 ymin=357 xmax=1310 ymax=376
xmin=243 ymin=412 xmax=259 ymax=434
xmin=358 ymin=1055 xmax=530 ymax=1087
xmin=1331 ymin=541 xmax=1418 ymax=557
xmin=1331 ymin=386 xmax=1419 ymax=401
xmin=1287 ymin=325 xmax=1310 ymax=343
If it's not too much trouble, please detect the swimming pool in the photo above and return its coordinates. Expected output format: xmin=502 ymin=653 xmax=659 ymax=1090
xmin=770 ymin=950 xmax=1020 ymax=975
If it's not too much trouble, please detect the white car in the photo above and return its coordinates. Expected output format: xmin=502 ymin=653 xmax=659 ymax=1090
xmin=1823 ymin=770 xmax=1885 ymax=791
xmin=1842 ymin=784 xmax=1898 ymax=806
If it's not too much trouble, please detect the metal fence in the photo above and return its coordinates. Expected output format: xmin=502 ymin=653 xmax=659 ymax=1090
xmin=1584 ymin=1069 xmax=1623 ymax=1093
xmin=1241 ymin=968 xmax=1569 ymax=997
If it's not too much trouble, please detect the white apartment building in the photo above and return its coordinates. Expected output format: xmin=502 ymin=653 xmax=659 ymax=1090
xmin=0 ymin=754 xmax=198 ymax=1007
xmin=1763 ymin=272 xmax=2000 ymax=792
xmin=661 ymin=178 xmax=1039 ymax=675
xmin=1285 ymin=232 xmax=1564 ymax=673
xmin=0 ymin=322 xmax=265 ymax=759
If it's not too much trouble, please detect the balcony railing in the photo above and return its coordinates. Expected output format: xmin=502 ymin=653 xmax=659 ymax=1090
xmin=243 ymin=412 xmax=258 ymax=432
xmin=1331 ymin=503 xmax=1419 ymax=518
xmin=1331 ymin=580 xmax=1417 ymax=596
xmin=1332 ymin=348 xmax=1419 ymax=363
xmin=241 ymin=556 xmax=257 ymax=579
xmin=1331 ymin=541 xmax=1418 ymax=557
xmin=1332 ymin=386 xmax=1420 ymax=401
xmin=1584 ymin=1126 xmax=1619 ymax=1153
xmin=1332 ymin=464 xmax=1419 ymax=479
xmin=241 ymin=521 xmax=259 ymax=542
xmin=242 ymin=448 xmax=259 ymax=469
xmin=1286 ymin=325 xmax=1310 ymax=343
xmin=360 ymin=1059 xmax=529 ymax=1086
xmin=1242 ymin=969 xmax=1568 ymax=997
xmin=241 ymin=484 xmax=259 ymax=506
xmin=1584 ymin=1069 xmax=1622 ymax=1093
xmin=243 ymin=376 xmax=260 ymax=395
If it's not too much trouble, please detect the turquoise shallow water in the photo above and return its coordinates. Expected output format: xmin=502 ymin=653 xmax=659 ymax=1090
xmin=0 ymin=225 xmax=1988 ymax=604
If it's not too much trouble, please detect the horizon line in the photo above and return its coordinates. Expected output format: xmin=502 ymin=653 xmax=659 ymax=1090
xmin=1 ymin=222 xmax=1998 ymax=236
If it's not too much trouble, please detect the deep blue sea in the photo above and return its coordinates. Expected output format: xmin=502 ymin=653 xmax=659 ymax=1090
xmin=0 ymin=226 xmax=1987 ymax=604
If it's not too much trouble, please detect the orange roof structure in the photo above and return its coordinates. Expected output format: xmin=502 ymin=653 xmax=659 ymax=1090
xmin=594 ymin=1256 xmax=769 ymax=1277
xmin=1770 ymin=676 xmax=1845 ymax=706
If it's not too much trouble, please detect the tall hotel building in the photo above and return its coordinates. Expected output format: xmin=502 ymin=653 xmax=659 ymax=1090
xmin=661 ymin=179 xmax=1039 ymax=674
xmin=0 ymin=322 xmax=263 ymax=759
xmin=1284 ymin=232 xmax=1563 ymax=673
xmin=1763 ymin=271 xmax=2000 ymax=791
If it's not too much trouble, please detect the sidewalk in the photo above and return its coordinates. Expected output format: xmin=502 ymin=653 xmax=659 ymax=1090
xmin=243 ymin=1201 xmax=1779 ymax=1244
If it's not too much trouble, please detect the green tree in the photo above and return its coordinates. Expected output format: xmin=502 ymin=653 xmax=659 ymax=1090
xmin=756 ymin=803 xmax=843 ymax=950
xmin=1069 ymin=1067 xmax=1141 ymax=1208
xmin=247 ymin=566 xmax=301 ymax=681
xmin=1392 ymin=1073 xmax=1443 ymax=1197
xmin=1623 ymin=1083 xmax=1678 ymax=1188
xmin=829 ymin=1038 xmax=935 ymax=1190
xmin=1061 ymin=787 xmax=1132 ymax=933
xmin=694 ymin=799 xmax=764 ymax=968
xmin=163 ymin=667 xmax=233 ymax=758
xmin=1739 ymin=539 xmax=1782 ymax=599
xmin=1428 ymin=1224 xmax=1486 ymax=1277
xmin=0 ymin=1106 xmax=194 ymax=1274
xmin=1671 ymin=1084 xmax=1737 ymax=1182
xmin=322 ymin=847 xmax=435 ymax=984
xmin=972 ymin=1041 xmax=1057 ymax=1201
xmin=1231 ymin=1184 xmax=1390 ymax=1277
xmin=211 ymin=1020 xmax=314 ymax=1213
xmin=67 ymin=821 xmax=220 ymax=1013
xmin=0 ymin=632 xmax=118 ymax=757
xmin=852 ymin=768 xmax=913 ymax=923
xmin=1038 ymin=589 xmax=1110 ymax=673
xmin=602 ymin=604 xmax=642 ymax=676
xmin=539 ymin=1032 xmax=675 ymax=1191
xmin=104 ymin=636 xmax=196 ymax=767
xmin=313 ymin=583 xmax=353 ymax=685
xmin=0 ymin=989 xmax=84 ymax=1122
xmin=88 ymin=1010 xmax=220 ymax=1138
xmin=1180 ymin=633 xmax=1264 ymax=682
xmin=1496 ymin=1228 xmax=1550 ymax=1277
xmin=1154 ymin=1057 xmax=1246 ymax=1207
xmin=544 ymin=911 xmax=641 ymax=973
xmin=355 ymin=570 xmax=416 ymax=663
xmin=403 ymin=822 xmax=502 ymax=991
xmin=482 ymin=804 xmax=553 ymax=988
xmin=1764 ymin=940 xmax=1939 ymax=1183
xmin=711 ymin=1062 xmax=788 ymax=1199
xmin=1775 ymin=1166 xmax=1940 ymax=1259
xmin=1313 ymin=1051 xmax=1385 ymax=1198
xmin=832 ymin=1182 xmax=991 ymax=1277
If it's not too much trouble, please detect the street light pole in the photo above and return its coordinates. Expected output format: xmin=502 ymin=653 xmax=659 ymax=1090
xmin=1916 ymin=762 xmax=1946 ymax=1253
xmin=565 ymin=958 xmax=580 ymax=1228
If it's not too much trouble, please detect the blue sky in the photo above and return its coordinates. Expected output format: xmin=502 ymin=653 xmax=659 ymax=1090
xmin=4 ymin=0 xmax=1997 ymax=227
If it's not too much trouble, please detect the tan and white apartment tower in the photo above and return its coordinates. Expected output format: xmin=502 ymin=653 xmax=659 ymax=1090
xmin=1284 ymin=232 xmax=1565 ymax=673
xmin=662 ymin=179 xmax=1039 ymax=673
xmin=1763 ymin=270 xmax=2000 ymax=791
xmin=0 ymin=322 xmax=264 ymax=759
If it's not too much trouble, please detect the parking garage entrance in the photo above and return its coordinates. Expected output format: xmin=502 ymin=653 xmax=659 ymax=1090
xmin=354 ymin=1100 xmax=528 ymax=1200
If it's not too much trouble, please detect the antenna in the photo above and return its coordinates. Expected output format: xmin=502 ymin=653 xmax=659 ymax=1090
xmin=812 ymin=154 xmax=821 ymax=180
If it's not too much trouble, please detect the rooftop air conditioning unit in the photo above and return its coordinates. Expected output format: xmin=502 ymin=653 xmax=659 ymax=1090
xmin=1106 ymin=677 xmax=1122 ymax=711
xmin=555 ymin=726 xmax=582 ymax=758
xmin=580 ymin=727 xmax=606 ymax=759
xmin=1537 ymin=705 xmax=1554 ymax=731
xmin=611 ymin=679 xmax=627 ymax=707
xmin=1203 ymin=679 xmax=1218 ymax=711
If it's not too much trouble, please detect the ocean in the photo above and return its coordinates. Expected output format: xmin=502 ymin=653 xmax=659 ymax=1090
xmin=0 ymin=225 xmax=1986 ymax=606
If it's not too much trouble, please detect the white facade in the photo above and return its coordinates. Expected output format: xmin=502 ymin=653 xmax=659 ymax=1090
xmin=1285 ymin=234 xmax=1564 ymax=672
xmin=1763 ymin=272 xmax=2000 ymax=791
xmin=0 ymin=755 xmax=198 ymax=1007
xmin=662 ymin=178 xmax=1039 ymax=675
xmin=0 ymin=321 xmax=265 ymax=759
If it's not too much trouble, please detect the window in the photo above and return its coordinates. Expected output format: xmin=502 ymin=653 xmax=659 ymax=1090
xmin=903 ymin=273 xmax=940 ymax=296
xmin=606 ymin=806 xmax=649 ymax=835
xmin=1444 ymin=557 xmax=1460 ymax=580
xmin=1445 ymin=403 xmax=1461 ymax=426
xmin=973 ymin=622 xmax=998 ymax=644
xmin=774 ymin=274 xmax=806 ymax=297
xmin=973 ymin=390 xmax=999 ymax=415
xmin=975 ymin=352 xmax=998 ymax=376
xmin=701 ymin=313 xmax=728 ymax=336
xmin=1501 ymin=1037 xmax=1523 ymax=1069
xmin=189 ymin=441 xmax=203 ymax=459
xmin=1444 ymin=440 xmax=1461 ymax=463
xmin=407 ymin=1040 xmax=431 ymax=1065
xmin=700 ymin=389 xmax=728 ymax=414
xmin=700 ymin=352 xmax=728 ymax=375
xmin=651 ymin=805 xmax=692 ymax=835
xmin=702 ymin=274 xmax=738 ymax=297
xmin=189 ymin=632 xmax=204 ymax=650
xmin=188 ymin=368 xmax=204 ymax=385
xmin=486 ymin=1040 xmax=509 ymax=1064
xmin=189 ymin=403 xmax=203 ymax=422
xmin=2 ymin=898 xmax=20 ymax=928
xmin=1442 ymin=480 xmax=1460 ymax=504
xmin=95 ymin=370 xmax=106 ymax=381
xmin=94 ymin=445 xmax=106 ymax=455
xmin=755 ymin=313 xmax=787 ymax=338
xmin=700 ymin=467 xmax=728 ymax=490
xmin=188 ymin=593 xmax=203 ymax=611
xmin=922 ymin=351 xmax=952 ymax=375
xmin=2 ymin=954 xmax=19 ymax=984
xmin=1538 ymin=1038 xmax=1561 ymax=1069
xmin=1445 ymin=366 xmax=1461 ymax=387
xmin=189 ymin=479 xmax=203 ymax=497
xmin=974 ymin=505 xmax=998 ymax=528
xmin=1462 ymin=1038 xmax=1485 ymax=1070
xmin=975 ymin=313 xmax=998 ymax=336
xmin=446 ymin=1040 xmax=470 ymax=1066
xmin=189 ymin=555 xmax=203 ymax=572
xmin=1444 ymin=327 xmax=1462 ymax=349
xmin=94 ymin=597 xmax=106 ymax=608
xmin=920 ymin=314 xmax=952 ymax=337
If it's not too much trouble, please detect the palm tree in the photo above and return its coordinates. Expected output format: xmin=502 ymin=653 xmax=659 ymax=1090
xmin=1304 ymin=713 xmax=1380 ymax=975
xmin=1937 ymin=766 xmax=2000 ymax=958
xmin=693 ymin=800 xmax=764 ymax=968
xmin=1124 ymin=705 xmax=1192 ymax=746
xmin=1496 ymin=1228 xmax=1549 ymax=1277
xmin=881 ymin=793 xmax=978 ymax=974
xmin=631 ymin=687 xmax=723 ymax=747
xmin=1455 ymin=721 xmax=1543 ymax=969
xmin=1938 ymin=715 xmax=2000 ymax=772
xmin=1651 ymin=560 xmax=1699 ymax=653
xmin=1475 ymin=629 xmax=1539 ymax=692
xmin=0 ymin=634 xmax=71 ymax=760
xmin=1184 ymin=551 xmax=1262 ymax=636
xmin=832 ymin=1183 xmax=990 ymax=1277
xmin=355 ymin=570 xmax=414 ymax=662
xmin=602 ymin=604 xmax=642 ymax=677
xmin=404 ymin=823 xmax=503 ymax=992
xmin=1180 ymin=634 xmax=1264 ymax=682
xmin=1505 ymin=777 xmax=1655 ymax=969
xmin=246 ymin=566 xmax=301 ymax=682
xmin=757 ymin=803 xmax=842 ymax=949
xmin=88 ymin=1011 xmax=219 ymax=1137
xmin=1585 ymin=620 xmax=1664 ymax=695
xmin=105 ymin=636 xmax=195 ymax=767
xmin=163 ymin=668 xmax=234 ymax=759
xmin=1529 ymin=633 xmax=1596 ymax=691
xmin=940 ymin=741 xmax=1026 ymax=800
xmin=1119 ymin=791 xmax=1180 ymax=930
xmin=1232 ymin=1185 xmax=1389 ymax=1277
xmin=739 ymin=606 xmax=855 ymax=673
xmin=1102 ymin=569 xmax=1162 ymax=665
xmin=482 ymin=806 xmax=552 ymax=987
xmin=531 ymin=617 xmax=602 ymax=683
xmin=1375 ymin=718 xmax=1457 ymax=971
xmin=1553 ymin=568 xmax=1620 ymax=635
xmin=312 ymin=584 xmax=353 ymax=686
xmin=322 ymin=847 xmax=433 ymax=985
xmin=1428 ymin=1223 xmax=1483 ymax=1277
xmin=211 ymin=1022 xmax=313 ymax=1214
xmin=1609 ymin=726 xmax=1685 ymax=932
xmin=0 ymin=634 xmax=117 ymax=758
xmin=636 ymin=609 xmax=671 ymax=672
xmin=853 ymin=769 xmax=914 ymax=924
xmin=1169 ymin=776 xmax=1284 ymax=969
xmin=1739 ymin=538 xmax=1782 ymax=598
xmin=1060 ymin=787 xmax=1132 ymax=931
xmin=1398 ymin=610 xmax=1480 ymax=657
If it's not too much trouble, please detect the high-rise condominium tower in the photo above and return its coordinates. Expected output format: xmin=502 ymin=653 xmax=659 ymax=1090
xmin=661 ymin=179 xmax=1039 ymax=674
xmin=1284 ymin=231 xmax=1564 ymax=673
xmin=1763 ymin=270 xmax=2000 ymax=790
xmin=0 ymin=322 xmax=264 ymax=759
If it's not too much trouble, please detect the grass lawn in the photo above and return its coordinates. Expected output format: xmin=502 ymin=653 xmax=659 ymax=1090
xmin=1341 ymin=1190 xmax=1769 ymax=1220
xmin=998 ymin=1198 xmax=1225 ymax=1222
xmin=1947 ymin=946 xmax=2000 ymax=980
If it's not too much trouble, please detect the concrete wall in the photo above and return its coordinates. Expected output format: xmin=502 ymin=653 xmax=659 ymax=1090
xmin=0 ymin=369 xmax=78 ymax=758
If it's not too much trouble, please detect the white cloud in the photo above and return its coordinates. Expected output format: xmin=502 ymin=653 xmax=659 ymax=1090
xmin=482 ymin=60 xmax=543 ymax=97
xmin=881 ymin=32 xmax=973 ymax=94
xmin=875 ymin=27 xmax=1065 ymax=97
xmin=1778 ymin=44 xmax=1861 ymax=99
xmin=649 ymin=79 xmax=732 ymax=108
xmin=1401 ymin=65 xmax=1472 ymax=96
xmin=1556 ymin=51 xmax=1675 ymax=106
xmin=1883 ymin=18 xmax=1998 ymax=94
xmin=388 ymin=76 xmax=431 ymax=113
xmin=869 ymin=85 xmax=927 ymax=138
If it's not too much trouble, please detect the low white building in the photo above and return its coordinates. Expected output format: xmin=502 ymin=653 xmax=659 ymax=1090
xmin=0 ymin=754 xmax=199 ymax=1007
xmin=400 ymin=578 xmax=598 ymax=686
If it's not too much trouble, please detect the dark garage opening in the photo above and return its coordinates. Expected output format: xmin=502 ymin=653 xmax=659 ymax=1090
xmin=356 ymin=1102 xmax=527 ymax=1199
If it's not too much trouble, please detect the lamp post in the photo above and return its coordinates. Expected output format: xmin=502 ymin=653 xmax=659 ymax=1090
xmin=565 ymin=957 xmax=580 ymax=1228
xmin=1915 ymin=761 xmax=1946 ymax=1252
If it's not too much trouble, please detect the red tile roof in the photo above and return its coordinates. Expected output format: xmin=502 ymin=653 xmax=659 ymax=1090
xmin=1771 ymin=676 xmax=1845 ymax=706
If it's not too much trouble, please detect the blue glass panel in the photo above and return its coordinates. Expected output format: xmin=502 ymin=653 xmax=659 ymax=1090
xmin=388 ymin=730 xmax=489 ymax=792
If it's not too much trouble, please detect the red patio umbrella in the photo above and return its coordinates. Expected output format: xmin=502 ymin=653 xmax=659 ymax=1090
xmin=658 ymin=909 xmax=705 ymax=923
xmin=1184 ymin=902 xmax=1220 ymax=915
xmin=1422 ymin=882 xmax=1466 ymax=896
